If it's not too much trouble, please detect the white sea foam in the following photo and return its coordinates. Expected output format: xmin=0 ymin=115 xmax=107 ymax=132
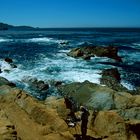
xmin=121 ymin=80 xmax=135 ymax=90
xmin=58 ymin=70 xmax=101 ymax=83
xmin=0 ymin=38 xmax=12 ymax=43
xmin=27 ymin=37 xmax=53 ymax=43
xmin=26 ymin=37 xmax=68 ymax=45
xmin=0 ymin=50 xmax=109 ymax=92
xmin=133 ymin=43 xmax=140 ymax=47
xmin=0 ymin=60 xmax=13 ymax=72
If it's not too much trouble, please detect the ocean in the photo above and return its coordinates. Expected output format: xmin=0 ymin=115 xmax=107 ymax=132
xmin=0 ymin=28 xmax=140 ymax=99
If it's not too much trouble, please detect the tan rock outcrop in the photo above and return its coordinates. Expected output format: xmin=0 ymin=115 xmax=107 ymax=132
xmin=89 ymin=111 xmax=137 ymax=140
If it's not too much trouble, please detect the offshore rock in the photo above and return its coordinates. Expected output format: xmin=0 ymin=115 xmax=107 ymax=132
xmin=67 ymin=46 xmax=122 ymax=62
xmin=4 ymin=58 xmax=13 ymax=63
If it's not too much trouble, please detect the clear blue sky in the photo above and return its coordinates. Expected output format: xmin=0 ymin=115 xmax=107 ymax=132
xmin=0 ymin=0 xmax=140 ymax=27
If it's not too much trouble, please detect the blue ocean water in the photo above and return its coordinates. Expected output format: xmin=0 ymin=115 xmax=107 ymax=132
xmin=0 ymin=28 xmax=140 ymax=98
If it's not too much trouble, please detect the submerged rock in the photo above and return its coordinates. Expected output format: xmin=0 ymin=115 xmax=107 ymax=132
xmin=67 ymin=46 xmax=122 ymax=62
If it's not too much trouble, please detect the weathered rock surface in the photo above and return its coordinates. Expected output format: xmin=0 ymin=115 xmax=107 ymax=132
xmin=67 ymin=46 xmax=122 ymax=62
xmin=58 ymin=81 xmax=140 ymax=115
xmin=100 ymin=68 xmax=128 ymax=92
xmin=0 ymin=85 xmax=71 ymax=140
xmin=0 ymin=77 xmax=140 ymax=140
xmin=89 ymin=111 xmax=138 ymax=140
xmin=0 ymin=76 xmax=16 ymax=87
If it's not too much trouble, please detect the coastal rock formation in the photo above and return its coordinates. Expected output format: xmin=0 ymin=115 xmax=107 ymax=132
xmin=0 ymin=85 xmax=72 ymax=140
xmin=0 ymin=76 xmax=16 ymax=87
xmin=22 ymin=77 xmax=49 ymax=99
xmin=0 ymin=109 xmax=20 ymax=140
xmin=67 ymin=46 xmax=122 ymax=62
xmin=89 ymin=111 xmax=138 ymax=140
xmin=100 ymin=68 xmax=128 ymax=92
xmin=58 ymin=81 xmax=115 ymax=110
xmin=101 ymin=68 xmax=121 ymax=82
xmin=4 ymin=58 xmax=13 ymax=63
xmin=0 ymin=58 xmax=17 ymax=73
xmin=58 ymin=81 xmax=140 ymax=113
xmin=0 ymin=77 xmax=140 ymax=139
xmin=23 ymin=77 xmax=49 ymax=91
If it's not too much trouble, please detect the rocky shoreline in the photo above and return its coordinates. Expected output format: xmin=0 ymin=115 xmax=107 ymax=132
xmin=0 ymin=71 xmax=140 ymax=140
xmin=0 ymin=46 xmax=140 ymax=140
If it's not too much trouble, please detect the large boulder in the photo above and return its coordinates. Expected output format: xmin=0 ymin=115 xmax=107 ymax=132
xmin=58 ymin=81 xmax=140 ymax=112
xmin=100 ymin=68 xmax=128 ymax=92
xmin=101 ymin=68 xmax=121 ymax=82
xmin=67 ymin=46 xmax=122 ymax=62
xmin=58 ymin=81 xmax=115 ymax=110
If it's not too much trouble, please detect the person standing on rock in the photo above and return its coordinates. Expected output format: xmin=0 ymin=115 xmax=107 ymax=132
xmin=80 ymin=106 xmax=90 ymax=140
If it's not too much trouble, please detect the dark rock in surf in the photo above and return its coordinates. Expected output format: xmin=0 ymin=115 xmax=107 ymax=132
xmin=101 ymin=68 xmax=121 ymax=83
xmin=54 ymin=81 xmax=63 ymax=87
xmin=59 ymin=41 xmax=69 ymax=45
xmin=100 ymin=68 xmax=127 ymax=92
xmin=67 ymin=46 xmax=122 ymax=62
xmin=4 ymin=58 xmax=13 ymax=63
xmin=27 ymin=78 xmax=49 ymax=92
xmin=0 ymin=76 xmax=16 ymax=87
xmin=35 ymin=80 xmax=49 ymax=91
xmin=10 ymin=64 xmax=17 ymax=68
xmin=68 ymin=48 xmax=84 ymax=58
xmin=82 ymin=55 xmax=91 ymax=60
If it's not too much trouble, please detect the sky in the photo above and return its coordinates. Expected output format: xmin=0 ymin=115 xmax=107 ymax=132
xmin=0 ymin=0 xmax=140 ymax=28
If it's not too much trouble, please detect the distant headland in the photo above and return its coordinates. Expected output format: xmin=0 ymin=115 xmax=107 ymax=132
xmin=1 ymin=22 xmax=140 ymax=31
xmin=0 ymin=22 xmax=36 ymax=30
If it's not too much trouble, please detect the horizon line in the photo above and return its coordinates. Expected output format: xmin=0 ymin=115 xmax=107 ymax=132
xmin=1 ymin=22 xmax=140 ymax=29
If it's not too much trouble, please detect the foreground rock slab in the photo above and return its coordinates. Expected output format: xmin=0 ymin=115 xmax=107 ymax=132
xmin=0 ymin=81 xmax=140 ymax=139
